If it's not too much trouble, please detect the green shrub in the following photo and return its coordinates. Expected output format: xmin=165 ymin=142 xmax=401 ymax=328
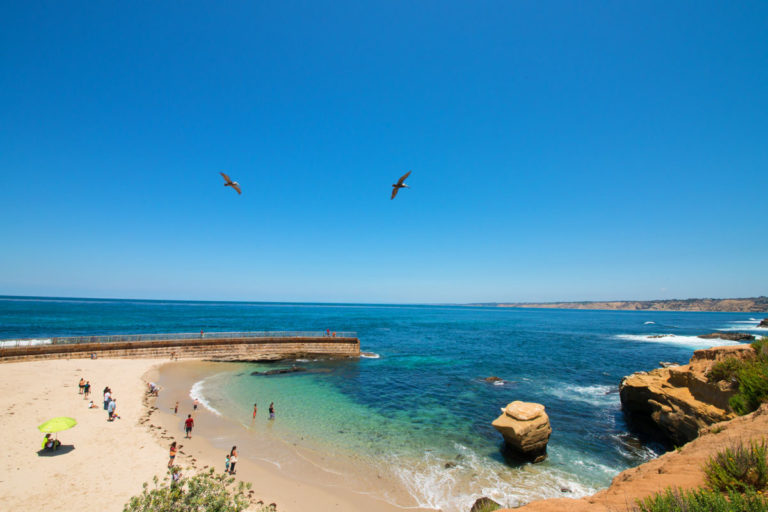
xmin=752 ymin=338 xmax=768 ymax=361
xmin=730 ymin=361 xmax=768 ymax=415
xmin=708 ymin=357 xmax=746 ymax=384
xmin=124 ymin=468 xmax=260 ymax=512
xmin=633 ymin=487 xmax=768 ymax=512
xmin=705 ymin=441 xmax=768 ymax=493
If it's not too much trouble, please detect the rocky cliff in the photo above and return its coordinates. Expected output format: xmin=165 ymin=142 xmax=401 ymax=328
xmin=501 ymin=403 xmax=768 ymax=512
xmin=491 ymin=297 xmax=768 ymax=312
xmin=618 ymin=344 xmax=755 ymax=445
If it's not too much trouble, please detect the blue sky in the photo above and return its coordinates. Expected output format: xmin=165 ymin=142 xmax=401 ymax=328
xmin=1 ymin=1 xmax=766 ymax=303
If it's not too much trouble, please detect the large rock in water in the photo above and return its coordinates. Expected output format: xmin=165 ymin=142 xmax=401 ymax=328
xmin=620 ymin=345 xmax=754 ymax=445
xmin=759 ymin=318 xmax=768 ymax=328
xmin=698 ymin=332 xmax=754 ymax=341
xmin=492 ymin=401 xmax=551 ymax=462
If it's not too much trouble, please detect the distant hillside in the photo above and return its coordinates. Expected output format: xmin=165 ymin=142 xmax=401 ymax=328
xmin=478 ymin=297 xmax=768 ymax=313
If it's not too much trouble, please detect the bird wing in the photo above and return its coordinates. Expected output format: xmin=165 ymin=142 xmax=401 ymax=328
xmin=232 ymin=182 xmax=242 ymax=195
xmin=396 ymin=170 xmax=412 ymax=186
xmin=220 ymin=172 xmax=233 ymax=185
xmin=391 ymin=186 xmax=399 ymax=200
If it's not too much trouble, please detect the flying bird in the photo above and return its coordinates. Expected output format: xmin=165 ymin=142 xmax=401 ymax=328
xmin=219 ymin=172 xmax=241 ymax=195
xmin=391 ymin=170 xmax=411 ymax=200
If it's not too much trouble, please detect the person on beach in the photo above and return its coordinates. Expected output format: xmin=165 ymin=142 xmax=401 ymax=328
xmin=78 ymin=378 xmax=85 ymax=394
xmin=168 ymin=441 xmax=178 ymax=467
xmin=269 ymin=402 xmax=275 ymax=420
xmin=83 ymin=381 xmax=91 ymax=399
xmin=184 ymin=414 xmax=194 ymax=438
xmin=103 ymin=388 xmax=111 ymax=410
xmin=229 ymin=446 xmax=238 ymax=475
xmin=107 ymin=398 xmax=117 ymax=421
xmin=252 ymin=403 xmax=257 ymax=419
xmin=193 ymin=399 xmax=199 ymax=412
xmin=174 ymin=401 xmax=179 ymax=414
xmin=200 ymin=329 xmax=204 ymax=339
xmin=224 ymin=454 xmax=230 ymax=473
xmin=326 ymin=328 xmax=330 ymax=337
xmin=88 ymin=400 xmax=96 ymax=409
xmin=171 ymin=466 xmax=182 ymax=486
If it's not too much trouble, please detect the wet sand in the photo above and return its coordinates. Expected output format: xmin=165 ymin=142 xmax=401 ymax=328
xmin=152 ymin=360 xmax=431 ymax=512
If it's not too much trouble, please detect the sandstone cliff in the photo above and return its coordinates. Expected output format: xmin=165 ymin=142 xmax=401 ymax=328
xmin=619 ymin=344 xmax=754 ymax=445
xmin=490 ymin=297 xmax=768 ymax=312
xmin=501 ymin=403 xmax=768 ymax=512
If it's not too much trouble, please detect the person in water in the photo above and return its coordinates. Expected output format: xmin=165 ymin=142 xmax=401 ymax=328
xmin=269 ymin=402 xmax=275 ymax=420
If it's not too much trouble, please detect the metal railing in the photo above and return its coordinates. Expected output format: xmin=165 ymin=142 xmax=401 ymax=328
xmin=0 ymin=331 xmax=357 ymax=350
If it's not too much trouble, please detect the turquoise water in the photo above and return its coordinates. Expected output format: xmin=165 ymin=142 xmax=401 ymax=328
xmin=2 ymin=296 xmax=766 ymax=510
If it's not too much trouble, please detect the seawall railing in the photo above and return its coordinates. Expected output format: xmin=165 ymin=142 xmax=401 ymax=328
xmin=0 ymin=331 xmax=357 ymax=350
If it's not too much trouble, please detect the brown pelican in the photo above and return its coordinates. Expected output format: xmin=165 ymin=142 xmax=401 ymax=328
xmin=219 ymin=172 xmax=241 ymax=195
xmin=391 ymin=170 xmax=411 ymax=200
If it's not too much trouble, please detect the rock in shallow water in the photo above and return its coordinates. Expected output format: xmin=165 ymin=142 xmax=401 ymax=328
xmin=492 ymin=401 xmax=551 ymax=463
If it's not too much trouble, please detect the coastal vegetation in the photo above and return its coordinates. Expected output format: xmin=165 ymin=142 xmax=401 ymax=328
xmin=633 ymin=440 xmax=768 ymax=512
xmin=707 ymin=338 xmax=768 ymax=415
xmin=705 ymin=441 xmax=768 ymax=493
xmin=123 ymin=468 xmax=264 ymax=512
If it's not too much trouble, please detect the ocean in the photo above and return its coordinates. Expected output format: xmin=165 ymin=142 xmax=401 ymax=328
xmin=2 ymin=296 xmax=765 ymax=510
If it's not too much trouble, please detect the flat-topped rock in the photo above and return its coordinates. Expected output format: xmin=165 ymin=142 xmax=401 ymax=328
xmin=492 ymin=401 xmax=551 ymax=463
xmin=503 ymin=401 xmax=545 ymax=421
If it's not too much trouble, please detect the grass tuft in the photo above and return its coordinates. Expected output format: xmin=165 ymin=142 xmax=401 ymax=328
xmin=705 ymin=441 xmax=768 ymax=493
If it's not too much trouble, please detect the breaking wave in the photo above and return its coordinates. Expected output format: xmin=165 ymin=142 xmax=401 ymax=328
xmin=189 ymin=379 xmax=222 ymax=416
xmin=388 ymin=444 xmax=597 ymax=512
xmin=614 ymin=334 xmax=744 ymax=349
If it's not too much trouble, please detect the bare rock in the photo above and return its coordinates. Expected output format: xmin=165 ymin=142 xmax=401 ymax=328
xmin=759 ymin=318 xmax=768 ymax=328
xmin=698 ymin=332 xmax=754 ymax=341
xmin=492 ymin=401 xmax=551 ymax=462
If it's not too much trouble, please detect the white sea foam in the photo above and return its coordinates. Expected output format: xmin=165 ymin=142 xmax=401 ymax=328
xmin=547 ymin=384 xmax=618 ymax=407
xmin=189 ymin=380 xmax=222 ymax=416
xmin=0 ymin=338 xmax=52 ymax=348
xmin=614 ymin=334 xmax=744 ymax=349
xmin=644 ymin=321 xmax=656 ymax=325
xmin=719 ymin=319 xmax=768 ymax=332
xmin=389 ymin=443 xmax=596 ymax=512
xmin=361 ymin=352 xmax=381 ymax=359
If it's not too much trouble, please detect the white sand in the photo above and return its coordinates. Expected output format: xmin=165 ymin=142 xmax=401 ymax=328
xmin=0 ymin=358 xmax=168 ymax=512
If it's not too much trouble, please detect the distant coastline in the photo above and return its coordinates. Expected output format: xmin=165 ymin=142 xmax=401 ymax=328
xmin=470 ymin=297 xmax=768 ymax=313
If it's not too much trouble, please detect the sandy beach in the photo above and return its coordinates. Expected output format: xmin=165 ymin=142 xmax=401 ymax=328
xmin=0 ymin=358 xmax=428 ymax=512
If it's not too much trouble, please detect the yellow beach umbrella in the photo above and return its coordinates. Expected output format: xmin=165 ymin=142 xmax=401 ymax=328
xmin=38 ymin=416 xmax=77 ymax=433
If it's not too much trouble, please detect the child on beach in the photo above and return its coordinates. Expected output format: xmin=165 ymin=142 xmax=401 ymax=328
xmin=83 ymin=381 xmax=91 ymax=399
xmin=269 ymin=402 xmax=275 ymax=420
xmin=224 ymin=454 xmax=230 ymax=473
xmin=169 ymin=441 xmax=178 ymax=467
xmin=229 ymin=446 xmax=238 ymax=475
xmin=252 ymin=403 xmax=257 ymax=419
xmin=193 ymin=398 xmax=199 ymax=411
xmin=174 ymin=401 xmax=179 ymax=414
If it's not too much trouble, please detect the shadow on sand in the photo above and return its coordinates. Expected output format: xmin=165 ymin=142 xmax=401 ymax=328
xmin=37 ymin=444 xmax=76 ymax=457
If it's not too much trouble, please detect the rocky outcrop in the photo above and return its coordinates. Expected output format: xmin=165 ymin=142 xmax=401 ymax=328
xmin=759 ymin=318 xmax=768 ymax=328
xmin=502 ymin=403 xmax=768 ymax=512
xmin=619 ymin=345 xmax=754 ymax=445
xmin=697 ymin=332 xmax=754 ymax=341
xmin=470 ymin=497 xmax=501 ymax=511
xmin=492 ymin=401 xmax=551 ymax=462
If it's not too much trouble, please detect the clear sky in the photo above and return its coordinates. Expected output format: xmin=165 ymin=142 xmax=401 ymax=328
xmin=1 ymin=1 xmax=766 ymax=303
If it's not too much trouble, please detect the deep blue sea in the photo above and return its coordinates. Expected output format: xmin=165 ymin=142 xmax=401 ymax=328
xmin=2 ymin=296 xmax=766 ymax=510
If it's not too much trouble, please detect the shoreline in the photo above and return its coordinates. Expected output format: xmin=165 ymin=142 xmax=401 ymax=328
xmin=151 ymin=359 xmax=431 ymax=512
